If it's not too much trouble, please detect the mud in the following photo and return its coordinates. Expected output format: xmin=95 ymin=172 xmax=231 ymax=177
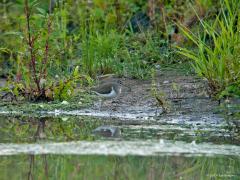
xmin=59 ymin=69 xmax=219 ymax=120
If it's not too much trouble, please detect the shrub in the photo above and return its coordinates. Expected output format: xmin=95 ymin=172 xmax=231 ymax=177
xmin=177 ymin=0 xmax=240 ymax=98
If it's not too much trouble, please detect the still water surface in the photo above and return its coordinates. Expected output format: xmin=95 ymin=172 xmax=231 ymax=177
xmin=0 ymin=114 xmax=239 ymax=179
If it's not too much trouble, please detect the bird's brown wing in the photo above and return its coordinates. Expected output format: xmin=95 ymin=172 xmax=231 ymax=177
xmin=91 ymin=83 xmax=113 ymax=94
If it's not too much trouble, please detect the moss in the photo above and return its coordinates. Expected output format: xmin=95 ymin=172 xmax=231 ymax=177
xmin=0 ymin=92 xmax=96 ymax=113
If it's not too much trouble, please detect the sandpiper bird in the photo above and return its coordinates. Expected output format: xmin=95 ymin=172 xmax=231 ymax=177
xmin=91 ymin=80 xmax=122 ymax=99
xmin=91 ymin=80 xmax=124 ymax=110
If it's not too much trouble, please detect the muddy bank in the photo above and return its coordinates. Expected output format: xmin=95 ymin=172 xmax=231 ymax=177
xmin=0 ymin=68 xmax=238 ymax=125
xmin=64 ymin=69 xmax=219 ymax=120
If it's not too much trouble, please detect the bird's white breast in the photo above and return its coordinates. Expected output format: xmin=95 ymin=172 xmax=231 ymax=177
xmin=95 ymin=87 xmax=117 ymax=98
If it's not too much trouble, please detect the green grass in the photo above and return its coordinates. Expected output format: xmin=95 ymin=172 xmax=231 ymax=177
xmin=177 ymin=0 xmax=240 ymax=98
xmin=1 ymin=0 xmax=239 ymax=101
xmin=0 ymin=0 xmax=179 ymax=82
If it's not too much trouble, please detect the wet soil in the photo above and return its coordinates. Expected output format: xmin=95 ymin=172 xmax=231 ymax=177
xmin=83 ymin=69 xmax=218 ymax=120
xmin=0 ymin=78 xmax=6 ymax=88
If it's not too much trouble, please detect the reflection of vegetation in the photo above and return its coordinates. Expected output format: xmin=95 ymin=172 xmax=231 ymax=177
xmin=122 ymin=125 xmax=240 ymax=145
xmin=0 ymin=116 xmax=102 ymax=143
xmin=0 ymin=155 xmax=239 ymax=179
xmin=1 ymin=114 xmax=239 ymax=144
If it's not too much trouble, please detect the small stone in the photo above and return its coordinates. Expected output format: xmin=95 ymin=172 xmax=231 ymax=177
xmin=155 ymin=64 xmax=161 ymax=69
xmin=39 ymin=104 xmax=44 ymax=108
xmin=61 ymin=101 xmax=69 ymax=105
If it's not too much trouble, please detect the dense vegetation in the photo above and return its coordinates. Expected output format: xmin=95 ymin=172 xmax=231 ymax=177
xmin=0 ymin=0 xmax=239 ymax=101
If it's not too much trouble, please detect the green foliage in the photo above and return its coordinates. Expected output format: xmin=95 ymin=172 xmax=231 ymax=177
xmin=0 ymin=0 xmax=87 ymax=101
xmin=80 ymin=30 xmax=122 ymax=77
xmin=114 ymin=32 xmax=177 ymax=79
xmin=0 ymin=0 xmax=180 ymax=83
xmin=53 ymin=80 xmax=74 ymax=101
xmin=1 ymin=0 xmax=239 ymax=102
xmin=218 ymin=84 xmax=240 ymax=99
xmin=177 ymin=0 xmax=240 ymax=97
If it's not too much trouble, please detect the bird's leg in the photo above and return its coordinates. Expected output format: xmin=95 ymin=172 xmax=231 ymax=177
xmin=99 ymin=99 xmax=103 ymax=111
xmin=155 ymin=107 xmax=158 ymax=117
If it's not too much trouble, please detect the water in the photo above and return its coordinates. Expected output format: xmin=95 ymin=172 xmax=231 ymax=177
xmin=0 ymin=155 xmax=239 ymax=179
xmin=0 ymin=110 xmax=239 ymax=179
xmin=1 ymin=140 xmax=240 ymax=156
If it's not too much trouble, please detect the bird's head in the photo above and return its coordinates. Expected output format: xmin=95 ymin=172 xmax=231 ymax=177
xmin=116 ymin=79 xmax=131 ymax=91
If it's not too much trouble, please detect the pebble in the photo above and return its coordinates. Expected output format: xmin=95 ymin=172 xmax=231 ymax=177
xmin=61 ymin=101 xmax=69 ymax=105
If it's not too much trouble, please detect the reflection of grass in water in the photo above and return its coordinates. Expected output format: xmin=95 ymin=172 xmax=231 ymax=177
xmin=0 ymin=155 xmax=239 ymax=179
xmin=0 ymin=116 xmax=102 ymax=143
xmin=122 ymin=125 xmax=238 ymax=145
xmin=1 ymin=114 xmax=238 ymax=144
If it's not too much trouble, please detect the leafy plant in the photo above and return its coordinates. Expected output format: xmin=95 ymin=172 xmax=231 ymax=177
xmin=0 ymin=0 xmax=91 ymax=102
xmin=177 ymin=0 xmax=240 ymax=98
